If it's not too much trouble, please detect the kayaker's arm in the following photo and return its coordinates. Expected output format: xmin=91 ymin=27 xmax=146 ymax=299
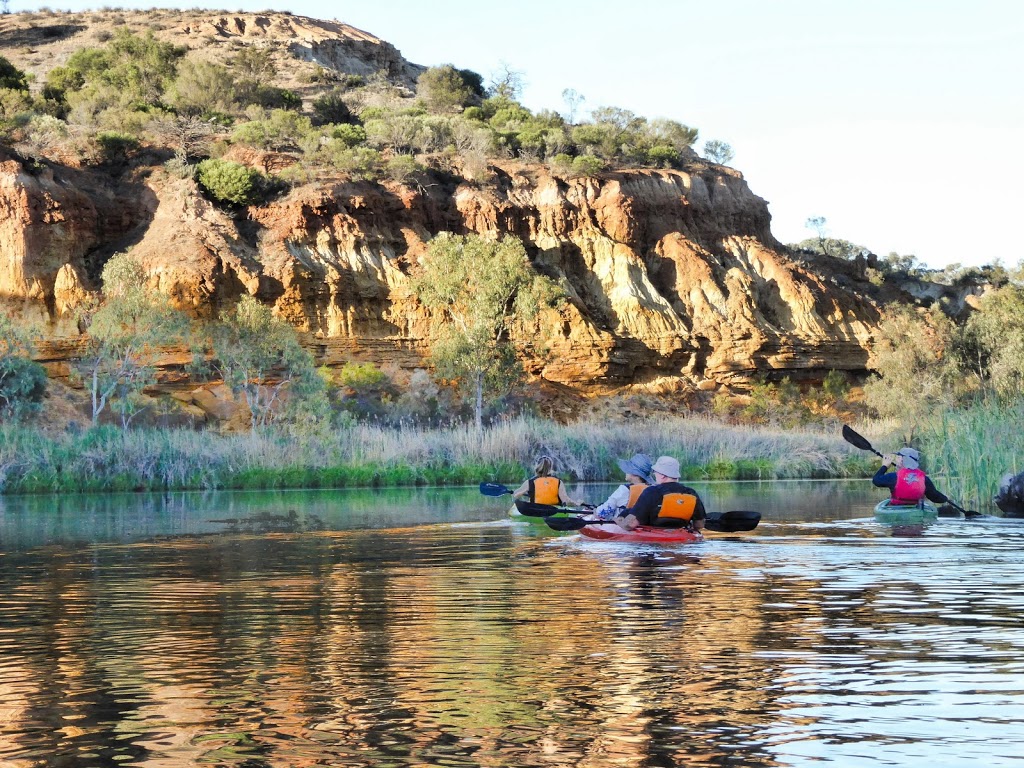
xmin=872 ymin=465 xmax=896 ymax=489
xmin=924 ymin=477 xmax=949 ymax=504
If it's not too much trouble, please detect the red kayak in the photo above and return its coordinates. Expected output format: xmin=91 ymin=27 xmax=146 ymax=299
xmin=579 ymin=523 xmax=704 ymax=544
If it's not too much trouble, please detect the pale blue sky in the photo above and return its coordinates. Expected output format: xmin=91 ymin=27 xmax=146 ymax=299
xmin=16 ymin=0 xmax=1024 ymax=269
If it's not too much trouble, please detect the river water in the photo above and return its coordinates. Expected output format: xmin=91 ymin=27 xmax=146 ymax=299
xmin=1 ymin=480 xmax=1023 ymax=767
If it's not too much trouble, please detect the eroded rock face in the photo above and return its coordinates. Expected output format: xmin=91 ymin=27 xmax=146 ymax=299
xmin=1 ymin=147 xmax=884 ymax=392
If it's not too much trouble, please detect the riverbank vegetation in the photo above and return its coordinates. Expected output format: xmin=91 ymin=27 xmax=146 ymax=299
xmin=0 ymin=416 xmax=877 ymax=495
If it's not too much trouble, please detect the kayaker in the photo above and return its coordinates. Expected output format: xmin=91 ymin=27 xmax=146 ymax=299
xmin=872 ymin=447 xmax=949 ymax=505
xmin=592 ymin=453 xmax=654 ymax=520
xmin=615 ymin=456 xmax=706 ymax=532
xmin=511 ymin=455 xmax=582 ymax=506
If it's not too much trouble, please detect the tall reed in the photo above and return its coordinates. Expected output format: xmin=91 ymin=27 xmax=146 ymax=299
xmin=0 ymin=416 xmax=875 ymax=494
xmin=922 ymin=401 xmax=1024 ymax=512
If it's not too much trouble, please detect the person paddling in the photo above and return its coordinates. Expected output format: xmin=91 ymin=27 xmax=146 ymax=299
xmin=511 ymin=455 xmax=581 ymax=507
xmin=592 ymin=453 xmax=654 ymax=520
xmin=872 ymin=447 xmax=949 ymax=506
xmin=615 ymin=456 xmax=706 ymax=532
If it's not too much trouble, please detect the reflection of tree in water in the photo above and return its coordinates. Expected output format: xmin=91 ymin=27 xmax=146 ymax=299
xmin=209 ymin=508 xmax=326 ymax=534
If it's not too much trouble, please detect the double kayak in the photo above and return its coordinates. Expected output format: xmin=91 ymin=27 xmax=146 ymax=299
xmin=874 ymin=499 xmax=939 ymax=525
xmin=578 ymin=523 xmax=704 ymax=543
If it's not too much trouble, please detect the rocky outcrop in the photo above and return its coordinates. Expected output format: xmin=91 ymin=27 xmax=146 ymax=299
xmin=1 ymin=147 xmax=882 ymax=392
xmin=995 ymin=472 xmax=1024 ymax=518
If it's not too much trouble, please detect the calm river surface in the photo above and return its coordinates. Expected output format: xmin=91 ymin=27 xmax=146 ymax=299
xmin=2 ymin=480 xmax=1024 ymax=767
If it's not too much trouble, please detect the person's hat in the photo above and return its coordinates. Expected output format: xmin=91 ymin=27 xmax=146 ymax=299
xmin=616 ymin=453 xmax=654 ymax=483
xmin=896 ymin=447 xmax=920 ymax=470
xmin=651 ymin=455 xmax=681 ymax=479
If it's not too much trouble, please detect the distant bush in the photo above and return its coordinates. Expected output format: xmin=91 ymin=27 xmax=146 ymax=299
xmin=327 ymin=146 xmax=382 ymax=181
xmin=196 ymin=158 xmax=265 ymax=205
xmin=416 ymin=64 xmax=478 ymax=112
xmin=312 ymin=90 xmax=353 ymax=125
xmin=0 ymin=56 xmax=29 ymax=91
xmin=325 ymin=122 xmax=366 ymax=148
xmin=95 ymin=130 xmax=140 ymax=163
xmin=647 ymin=144 xmax=679 ymax=168
xmin=0 ymin=355 xmax=47 ymax=420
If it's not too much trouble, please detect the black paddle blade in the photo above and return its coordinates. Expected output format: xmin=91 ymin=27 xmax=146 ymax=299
xmin=942 ymin=501 xmax=983 ymax=519
xmin=704 ymin=510 xmax=761 ymax=533
xmin=514 ymin=499 xmax=565 ymax=517
xmin=480 ymin=482 xmax=512 ymax=497
xmin=544 ymin=516 xmax=608 ymax=531
xmin=842 ymin=424 xmax=879 ymax=454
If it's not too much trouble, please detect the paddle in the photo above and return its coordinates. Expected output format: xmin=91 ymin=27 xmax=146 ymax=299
xmin=841 ymin=425 xmax=982 ymax=518
xmin=480 ymin=482 xmax=514 ymax=496
xmin=544 ymin=509 xmax=761 ymax=533
xmin=513 ymin=499 xmax=592 ymax=517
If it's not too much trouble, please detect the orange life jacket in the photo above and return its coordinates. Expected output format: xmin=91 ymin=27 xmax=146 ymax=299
xmin=657 ymin=493 xmax=697 ymax=521
xmin=529 ymin=476 xmax=561 ymax=505
xmin=626 ymin=483 xmax=648 ymax=509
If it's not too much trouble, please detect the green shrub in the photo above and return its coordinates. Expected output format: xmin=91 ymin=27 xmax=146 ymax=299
xmin=328 ymin=146 xmax=382 ymax=181
xmin=571 ymin=154 xmax=605 ymax=177
xmin=95 ymin=130 xmax=140 ymax=164
xmin=326 ymin=122 xmax=366 ymax=148
xmin=0 ymin=56 xmax=29 ymax=91
xmin=196 ymin=158 xmax=265 ymax=206
xmin=312 ymin=90 xmax=353 ymax=125
xmin=647 ymin=144 xmax=679 ymax=168
xmin=0 ymin=356 xmax=47 ymax=420
xmin=385 ymin=154 xmax=422 ymax=182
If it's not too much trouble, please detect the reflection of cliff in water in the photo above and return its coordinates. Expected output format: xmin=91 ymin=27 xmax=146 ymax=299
xmin=0 ymin=487 xmax=494 ymax=550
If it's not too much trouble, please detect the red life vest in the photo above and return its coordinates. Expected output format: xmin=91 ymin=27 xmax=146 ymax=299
xmin=892 ymin=467 xmax=926 ymax=505
xmin=529 ymin=476 xmax=561 ymax=505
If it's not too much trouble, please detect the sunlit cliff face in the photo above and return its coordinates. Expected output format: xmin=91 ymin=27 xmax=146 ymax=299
xmin=2 ymin=149 xmax=881 ymax=396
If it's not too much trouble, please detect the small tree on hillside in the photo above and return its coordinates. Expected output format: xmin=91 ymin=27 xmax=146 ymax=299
xmin=411 ymin=233 xmax=562 ymax=430
xmin=0 ymin=313 xmax=47 ymax=421
xmin=74 ymin=252 xmax=190 ymax=426
xmin=207 ymin=295 xmax=325 ymax=430
xmin=417 ymin=65 xmax=477 ymax=112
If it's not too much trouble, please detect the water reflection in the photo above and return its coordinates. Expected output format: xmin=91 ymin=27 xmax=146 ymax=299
xmin=1 ymin=482 xmax=1024 ymax=766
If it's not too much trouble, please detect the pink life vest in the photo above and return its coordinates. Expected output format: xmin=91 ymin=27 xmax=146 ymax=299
xmin=892 ymin=467 xmax=926 ymax=505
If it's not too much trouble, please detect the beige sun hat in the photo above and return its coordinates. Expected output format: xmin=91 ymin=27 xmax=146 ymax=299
xmin=651 ymin=455 xmax=681 ymax=479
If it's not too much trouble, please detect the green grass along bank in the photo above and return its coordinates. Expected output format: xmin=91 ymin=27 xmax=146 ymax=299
xmin=0 ymin=416 xmax=883 ymax=496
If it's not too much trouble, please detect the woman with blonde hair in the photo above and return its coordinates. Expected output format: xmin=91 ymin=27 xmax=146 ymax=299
xmin=511 ymin=455 xmax=581 ymax=507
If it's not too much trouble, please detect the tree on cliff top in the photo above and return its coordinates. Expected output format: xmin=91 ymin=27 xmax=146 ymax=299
xmin=411 ymin=233 xmax=563 ymax=431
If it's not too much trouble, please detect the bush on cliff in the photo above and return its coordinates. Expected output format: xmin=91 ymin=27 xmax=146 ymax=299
xmin=196 ymin=158 xmax=266 ymax=206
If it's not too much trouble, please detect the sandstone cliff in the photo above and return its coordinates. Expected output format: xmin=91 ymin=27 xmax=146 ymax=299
xmin=1 ymin=145 xmax=881 ymax=391
xmin=0 ymin=9 xmax=890 ymax=409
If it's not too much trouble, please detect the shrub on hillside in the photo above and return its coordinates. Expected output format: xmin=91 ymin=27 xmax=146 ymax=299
xmin=196 ymin=158 xmax=265 ymax=206
xmin=94 ymin=131 xmax=140 ymax=164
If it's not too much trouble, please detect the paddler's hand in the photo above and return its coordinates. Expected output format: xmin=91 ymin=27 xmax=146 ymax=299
xmin=616 ymin=513 xmax=639 ymax=531
xmin=882 ymin=454 xmax=895 ymax=466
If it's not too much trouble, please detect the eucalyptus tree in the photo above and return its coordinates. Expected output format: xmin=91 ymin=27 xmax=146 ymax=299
xmin=74 ymin=252 xmax=190 ymax=426
xmin=207 ymin=295 xmax=325 ymax=430
xmin=411 ymin=233 xmax=562 ymax=430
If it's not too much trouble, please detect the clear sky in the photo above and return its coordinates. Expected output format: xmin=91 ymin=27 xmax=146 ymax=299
xmin=15 ymin=0 xmax=1024 ymax=269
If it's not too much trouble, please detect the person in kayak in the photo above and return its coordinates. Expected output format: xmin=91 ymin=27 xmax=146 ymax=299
xmin=872 ymin=447 xmax=949 ymax=505
xmin=511 ymin=455 xmax=582 ymax=506
xmin=592 ymin=453 xmax=654 ymax=520
xmin=615 ymin=455 xmax=706 ymax=532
